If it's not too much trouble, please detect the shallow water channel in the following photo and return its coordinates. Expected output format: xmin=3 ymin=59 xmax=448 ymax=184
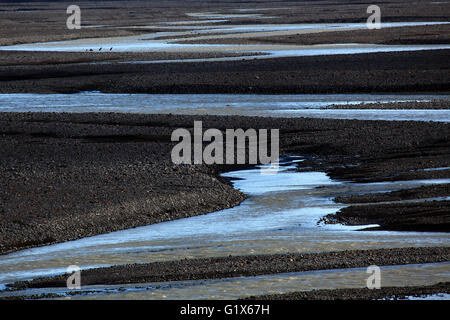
xmin=0 ymin=157 xmax=449 ymax=299
xmin=1 ymin=22 xmax=449 ymax=61
xmin=1 ymin=93 xmax=449 ymax=122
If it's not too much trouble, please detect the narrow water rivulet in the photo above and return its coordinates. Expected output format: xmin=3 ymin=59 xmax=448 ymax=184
xmin=0 ymin=157 xmax=448 ymax=298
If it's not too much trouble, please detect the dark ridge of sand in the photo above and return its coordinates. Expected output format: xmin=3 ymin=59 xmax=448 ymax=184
xmin=321 ymin=201 xmax=450 ymax=232
xmin=0 ymin=112 xmax=449 ymax=254
xmin=3 ymin=282 xmax=450 ymax=301
xmin=0 ymin=51 xmax=264 ymax=67
xmin=335 ymin=184 xmax=450 ymax=204
xmin=1 ymin=49 xmax=449 ymax=94
xmin=6 ymin=247 xmax=450 ymax=289
xmin=327 ymin=101 xmax=450 ymax=110
xmin=243 ymin=282 xmax=450 ymax=300
xmin=322 ymin=142 xmax=450 ymax=184
xmin=0 ymin=113 xmax=247 ymax=255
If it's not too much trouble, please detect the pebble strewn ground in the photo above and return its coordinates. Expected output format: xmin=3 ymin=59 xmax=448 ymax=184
xmin=0 ymin=112 xmax=449 ymax=254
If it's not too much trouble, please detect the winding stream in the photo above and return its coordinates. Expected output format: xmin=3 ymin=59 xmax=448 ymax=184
xmin=1 ymin=22 xmax=449 ymax=62
xmin=0 ymin=158 xmax=449 ymax=298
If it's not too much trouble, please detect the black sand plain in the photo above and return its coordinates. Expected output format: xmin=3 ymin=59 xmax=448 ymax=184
xmin=0 ymin=0 xmax=449 ymax=300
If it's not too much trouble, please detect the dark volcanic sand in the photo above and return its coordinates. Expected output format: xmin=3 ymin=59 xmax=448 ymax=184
xmin=335 ymin=184 xmax=450 ymax=204
xmin=244 ymin=282 xmax=450 ymax=300
xmin=1 ymin=0 xmax=448 ymax=46
xmin=1 ymin=0 xmax=450 ymax=300
xmin=322 ymin=201 xmax=450 ymax=232
xmin=1 ymin=50 xmax=449 ymax=94
xmin=0 ymin=51 xmax=264 ymax=67
xmin=328 ymin=182 xmax=450 ymax=230
xmin=7 ymin=247 xmax=450 ymax=289
xmin=0 ymin=1 xmax=448 ymax=95
xmin=0 ymin=112 xmax=449 ymax=254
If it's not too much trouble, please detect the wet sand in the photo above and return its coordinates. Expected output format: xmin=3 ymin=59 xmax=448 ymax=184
xmin=0 ymin=51 xmax=263 ymax=67
xmin=0 ymin=111 xmax=449 ymax=255
xmin=1 ymin=50 xmax=449 ymax=94
xmin=6 ymin=247 xmax=449 ymax=289
xmin=335 ymin=184 xmax=450 ymax=203
xmin=1 ymin=0 xmax=448 ymax=47
xmin=323 ymin=201 xmax=450 ymax=232
xmin=0 ymin=1 xmax=449 ymax=95
xmin=245 ymin=282 xmax=450 ymax=300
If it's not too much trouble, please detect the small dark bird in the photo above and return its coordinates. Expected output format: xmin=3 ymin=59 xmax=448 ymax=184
xmin=110 ymin=47 xmax=113 ymax=51
xmin=99 ymin=47 xmax=102 ymax=51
